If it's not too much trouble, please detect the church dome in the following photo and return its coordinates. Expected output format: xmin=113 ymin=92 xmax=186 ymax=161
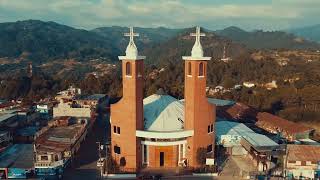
xmin=125 ymin=41 xmax=138 ymax=58
xmin=191 ymin=41 xmax=204 ymax=57
xmin=143 ymin=94 xmax=184 ymax=132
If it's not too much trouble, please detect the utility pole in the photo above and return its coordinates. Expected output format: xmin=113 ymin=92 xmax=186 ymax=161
xmin=96 ymin=141 xmax=101 ymax=158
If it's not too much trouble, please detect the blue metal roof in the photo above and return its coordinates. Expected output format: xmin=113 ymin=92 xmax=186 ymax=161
xmin=208 ymin=98 xmax=235 ymax=106
xmin=16 ymin=126 xmax=40 ymax=136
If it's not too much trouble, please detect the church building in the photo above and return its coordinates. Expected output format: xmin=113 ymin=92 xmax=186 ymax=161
xmin=110 ymin=27 xmax=216 ymax=172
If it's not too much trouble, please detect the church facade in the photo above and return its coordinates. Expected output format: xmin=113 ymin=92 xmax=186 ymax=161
xmin=110 ymin=27 xmax=216 ymax=172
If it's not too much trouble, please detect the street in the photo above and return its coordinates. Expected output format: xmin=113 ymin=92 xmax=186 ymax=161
xmin=63 ymin=113 xmax=110 ymax=180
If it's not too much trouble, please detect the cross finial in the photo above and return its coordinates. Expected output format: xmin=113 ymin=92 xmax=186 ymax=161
xmin=190 ymin=26 xmax=205 ymax=43
xmin=124 ymin=27 xmax=139 ymax=43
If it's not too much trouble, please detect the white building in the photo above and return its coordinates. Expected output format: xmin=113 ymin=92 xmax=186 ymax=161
xmin=215 ymin=120 xmax=253 ymax=155
xmin=285 ymin=145 xmax=320 ymax=179
xmin=215 ymin=120 xmax=279 ymax=171
xmin=53 ymin=99 xmax=91 ymax=118
xmin=243 ymin=82 xmax=256 ymax=88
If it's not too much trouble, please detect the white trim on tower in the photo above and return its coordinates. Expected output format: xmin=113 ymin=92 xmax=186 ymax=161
xmin=141 ymin=140 xmax=187 ymax=146
xmin=136 ymin=130 xmax=194 ymax=139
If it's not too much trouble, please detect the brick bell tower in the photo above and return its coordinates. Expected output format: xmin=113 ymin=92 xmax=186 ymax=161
xmin=182 ymin=27 xmax=216 ymax=167
xmin=110 ymin=27 xmax=145 ymax=172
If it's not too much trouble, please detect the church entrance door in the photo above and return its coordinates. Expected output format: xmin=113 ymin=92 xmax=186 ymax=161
xmin=160 ymin=152 xmax=164 ymax=166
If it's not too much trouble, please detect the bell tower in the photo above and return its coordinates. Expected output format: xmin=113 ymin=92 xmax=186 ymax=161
xmin=182 ymin=27 xmax=216 ymax=167
xmin=110 ymin=27 xmax=145 ymax=172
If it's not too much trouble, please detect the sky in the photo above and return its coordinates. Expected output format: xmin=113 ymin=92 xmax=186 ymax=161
xmin=0 ymin=0 xmax=319 ymax=31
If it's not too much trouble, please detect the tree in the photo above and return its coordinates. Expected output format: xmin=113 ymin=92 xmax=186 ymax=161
xmin=222 ymin=77 xmax=235 ymax=89
xmin=196 ymin=147 xmax=207 ymax=166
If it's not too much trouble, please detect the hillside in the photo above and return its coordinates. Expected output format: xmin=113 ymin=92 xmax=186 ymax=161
xmin=287 ymin=24 xmax=320 ymax=43
xmin=215 ymin=26 xmax=320 ymax=50
xmin=0 ymin=20 xmax=120 ymax=63
xmin=1 ymin=20 xmax=319 ymax=65
xmin=91 ymin=26 xmax=182 ymax=51
xmin=143 ymin=28 xmax=248 ymax=66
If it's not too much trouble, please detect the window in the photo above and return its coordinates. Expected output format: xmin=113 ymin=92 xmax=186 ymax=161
xmin=113 ymin=126 xmax=120 ymax=135
xmin=126 ymin=62 xmax=131 ymax=76
xmin=208 ymin=124 xmax=214 ymax=133
xmin=41 ymin=155 xmax=48 ymax=161
xmin=207 ymin=144 xmax=213 ymax=153
xmin=179 ymin=144 xmax=184 ymax=161
xmin=114 ymin=145 xmax=121 ymax=154
xmin=143 ymin=145 xmax=148 ymax=163
xmin=301 ymin=161 xmax=306 ymax=166
xmin=199 ymin=62 xmax=204 ymax=76
xmin=187 ymin=62 xmax=192 ymax=75
xmin=137 ymin=64 xmax=142 ymax=77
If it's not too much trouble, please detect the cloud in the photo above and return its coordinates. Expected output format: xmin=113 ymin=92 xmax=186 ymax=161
xmin=0 ymin=0 xmax=319 ymax=30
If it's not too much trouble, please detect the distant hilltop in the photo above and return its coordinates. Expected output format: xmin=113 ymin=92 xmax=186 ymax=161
xmin=0 ymin=20 xmax=319 ymax=64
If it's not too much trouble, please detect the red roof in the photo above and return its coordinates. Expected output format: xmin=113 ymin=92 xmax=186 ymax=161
xmin=0 ymin=102 xmax=15 ymax=109
xmin=256 ymin=112 xmax=314 ymax=135
xmin=217 ymin=102 xmax=257 ymax=121
xmin=287 ymin=145 xmax=320 ymax=162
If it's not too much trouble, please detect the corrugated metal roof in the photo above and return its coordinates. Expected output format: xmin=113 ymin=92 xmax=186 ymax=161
xmin=256 ymin=112 xmax=314 ymax=135
xmin=215 ymin=120 xmax=254 ymax=137
xmin=0 ymin=144 xmax=34 ymax=168
xmin=143 ymin=94 xmax=184 ymax=132
xmin=215 ymin=120 xmax=278 ymax=149
xmin=0 ymin=113 xmax=16 ymax=123
xmin=287 ymin=144 xmax=320 ymax=162
xmin=243 ymin=133 xmax=278 ymax=148
xmin=207 ymin=98 xmax=235 ymax=107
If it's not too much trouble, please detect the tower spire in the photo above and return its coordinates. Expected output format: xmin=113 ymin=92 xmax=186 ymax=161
xmin=119 ymin=27 xmax=145 ymax=60
xmin=182 ymin=26 xmax=211 ymax=61
xmin=190 ymin=26 xmax=205 ymax=57
xmin=124 ymin=27 xmax=139 ymax=59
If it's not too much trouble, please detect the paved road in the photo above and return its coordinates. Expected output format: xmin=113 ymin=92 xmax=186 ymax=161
xmin=63 ymin=113 xmax=109 ymax=180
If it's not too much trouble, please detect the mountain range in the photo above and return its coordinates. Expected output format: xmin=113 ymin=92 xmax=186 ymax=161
xmin=0 ymin=20 xmax=319 ymax=65
xmin=287 ymin=24 xmax=320 ymax=43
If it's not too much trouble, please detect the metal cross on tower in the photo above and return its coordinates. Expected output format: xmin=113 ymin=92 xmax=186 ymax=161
xmin=190 ymin=26 xmax=205 ymax=43
xmin=124 ymin=27 xmax=139 ymax=43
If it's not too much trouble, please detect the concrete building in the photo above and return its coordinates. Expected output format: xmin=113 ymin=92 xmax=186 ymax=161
xmin=36 ymin=103 xmax=53 ymax=120
xmin=284 ymin=145 xmax=320 ymax=179
xmin=34 ymin=117 xmax=87 ymax=178
xmin=110 ymin=27 xmax=215 ymax=173
xmin=53 ymin=98 xmax=92 ymax=118
xmin=56 ymin=86 xmax=81 ymax=99
xmin=215 ymin=120 xmax=252 ymax=155
xmin=53 ymin=88 xmax=106 ymax=119
xmin=215 ymin=121 xmax=279 ymax=172
xmin=243 ymin=82 xmax=256 ymax=88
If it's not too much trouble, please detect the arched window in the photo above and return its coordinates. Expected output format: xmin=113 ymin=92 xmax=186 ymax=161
xmin=126 ymin=62 xmax=131 ymax=76
xmin=187 ymin=62 xmax=192 ymax=75
xmin=199 ymin=62 xmax=204 ymax=76
xmin=137 ymin=64 xmax=142 ymax=77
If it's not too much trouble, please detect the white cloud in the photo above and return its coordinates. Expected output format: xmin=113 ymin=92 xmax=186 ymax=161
xmin=0 ymin=0 xmax=319 ymax=30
